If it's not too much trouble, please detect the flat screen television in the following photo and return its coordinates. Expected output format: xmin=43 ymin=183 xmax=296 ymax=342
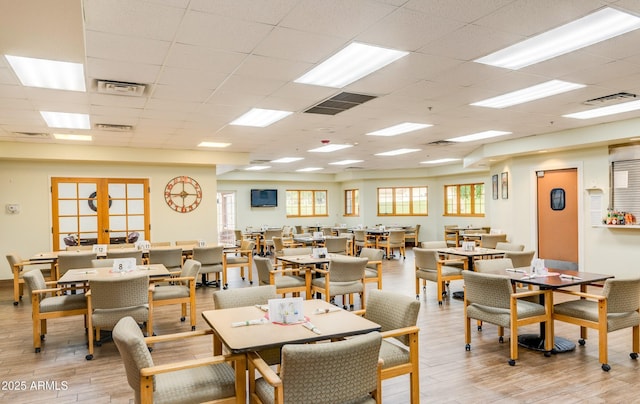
xmin=251 ymin=189 xmax=277 ymax=207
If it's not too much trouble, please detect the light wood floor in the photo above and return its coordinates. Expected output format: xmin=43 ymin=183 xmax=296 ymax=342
xmin=2 ymin=248 xmax=638 ymax=403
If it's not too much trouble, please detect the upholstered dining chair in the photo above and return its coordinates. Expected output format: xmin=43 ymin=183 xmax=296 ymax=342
xmin=248 ymin=331 xmax=382 ymax=404
xmin=22 ymin=269 xmax=87 ymax=353
xmin=113 ymin=316 xmax=245 ymax=404
xmin=377 ymin=229 xmax=406 ymax=259
xmin=479 ymin=233 xmax=507 ymax=248
xmin=414 ymin=247 xmax=467 ymax=305
xmin=86 ymin=272 xmax=150 ymax=360
xmin=148 ymin=247 xmax=183 ymax=271
xmin=495 ymin=242 xmax=525 ymax=251
xmin=106 ymin=249 xmax=143 ymax=265
xmin=462 ymin=271 xmax=552 ymax=366
xmin=262 ymin=229 xmax=283 ymax=256
xmin=6 ymin=253 xmax=53 ymax=305
xmin=56 ymin=251 xmax=97 ymax=279
xmin=310 ymin=256 xmax=368 ymax=309
xmin=254 ymin=256 xmax=309 ymax=298
xmin=505 ymin=250 xmax=536 ymax=268
xmin=353 ymin=229 xmax=376 ymax=256
xmin=553 ymin=278 xmax=640 ymax=371
xmin=271 ymin=237 xmax=285 ymax=258
xmin=222 ymin=239 xmax=255 ymax=289
xmin=444 ymin=225 xmax=459 ymax=247
xmin=149 ymin=259 xmax=201 ymax=331
xmin=404 ymin=224 xmax=421 ymax=247
xmin=192 ymin=245 xmax=223 ymax=287
xmin=359 ymin=247 xmax=384 ymax=290
xmin=355 ymin=289 xmax=420 ymax=403
xmin=324 ymin=236 xmax=349 ymax=255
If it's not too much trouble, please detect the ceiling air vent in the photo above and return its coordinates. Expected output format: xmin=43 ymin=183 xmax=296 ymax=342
xmin=428 ymin=140 xmax=455 ymax=146
xmin=14 ymin=132 xmax=49 ymax=138
xmin=583 ymin=92 xmax=636 ymax=106
xmin=250 ymin=160 xmax=271 ymax=165
xmin=304 ymin=92 xmax=376 ymax=115
xmin=97 ymin=80 xmax=146 ymax=97
xmin=95 ymin=123 xmax=134 ymax=132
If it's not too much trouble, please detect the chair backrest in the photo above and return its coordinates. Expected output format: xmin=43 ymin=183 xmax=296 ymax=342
xmin=354 ymin=230 xmax=366 ymax=242
xmin=254 ymin=256 xmax=274 ymax=286
xmin=6 ymin=253 xmax=22 ymax=271
xmin=365 ymin=289 xmax=420 ymax=346
xmin=212 ymin=285 xmax=277 ymax=309
xmin=474 ymin=258 xmax=514 ymax=273
xmin=324 ymin=237 xmax=348 ymax=254
xmin=603 ymin=278 xmax=640 ymax=313
xmin=462 ymin=271 xmax=512 ymax=309
xmin=112 ymin=316 xmax=155 ymax=402
xmin=148 ymin=247 xmax=183 ymax=269
xmin=67 ymin=245 xmax=94 ymax=250
xmin=388 ymin=230 xmax=405 ymax=244
xmin=294 ymin=225 xmax=303 ymax=234
xmin=480 ymin=233 xmax=507 ymax=248
xmin=180 ymin=259 xmax=201 ymax=285
xmin=279 ymin=331 xmax=381 ymax=404
xmin=175 ymin=240 xmax=198 ymax=246
xmin=263 ymin=229 xmax=282 ymax=242
xmin=239 ymin=239 xmax=255 ymax=255
xmin=57 ymin=251 xmax=98 ymax=276
xmin=192 ymin=245 xmax=223 ymax=265
xmin=504 ymin=251 xmax=536 ymax=268
xmin=22 ymin=269 xmax=46 ymax=299
xmin=327 ymin=256 xmax=367 ymax=282
xmin=234 ymin=229 xmax=243 ymax=242
xmin=420 ymin=241 xmax=447 ymax=249
xmin=359 ymin=247 xmax=384 ymax=270
xmin=413 ymin=248 xmax=438 ymax=270
xmin=106 ymin=249 xmax=143 ymax=264
xmin=495 ymin=242 xmax=525 ymax=251
xmin=321 ymin=227 xmax=333 ymax=236
xmin=272 ymin=237 xmax=285 ymax=253
xmin=89 ymin=273 xmax=150 ymax=309
xmin=282 ymin=247 xmax=312 ymax=256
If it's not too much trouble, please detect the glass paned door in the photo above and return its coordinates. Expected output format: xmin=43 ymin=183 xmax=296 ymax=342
xmin=217 ymin=191 xmax=236 ymax=245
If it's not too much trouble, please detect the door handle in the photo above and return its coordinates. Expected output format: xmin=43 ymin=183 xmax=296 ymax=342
xmin=104 ymin=229 xmax=109 ymax=233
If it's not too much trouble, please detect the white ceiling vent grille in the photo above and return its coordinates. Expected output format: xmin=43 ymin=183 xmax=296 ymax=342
xmin=95 ymin=123 xmax=134 ymax=131
xmin=14 ymin=131 xmax=49 ymax=138
xmin=583 ymin=92 xmax=636 ymax=106
xmin=97 ymin=80 xmax=146 ymax=97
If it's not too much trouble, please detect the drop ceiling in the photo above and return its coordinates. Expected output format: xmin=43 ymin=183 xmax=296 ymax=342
xmin=1 ymin=0 xmax=640 ymax=174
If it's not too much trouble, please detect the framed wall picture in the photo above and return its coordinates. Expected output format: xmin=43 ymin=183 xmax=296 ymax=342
xmin=501 ymin=172 xmax=509 ymax=199
xmin=492 ymin=174 xmax=498 ymax=200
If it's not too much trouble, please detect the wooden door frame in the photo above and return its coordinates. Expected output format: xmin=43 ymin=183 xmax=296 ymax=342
xmin=529 ymin=162 xmax=584 ymax=270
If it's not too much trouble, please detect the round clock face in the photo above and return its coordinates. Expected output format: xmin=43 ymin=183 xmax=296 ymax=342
xmin=164 ymin=176 xmax=202 ymax=213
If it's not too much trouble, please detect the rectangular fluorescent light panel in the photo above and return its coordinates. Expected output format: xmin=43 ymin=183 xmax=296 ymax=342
xmin=271 ymin=157 xmax=304 ymax=163
xmin=198 ymin=142 xmax=231 ymax=148
xmin=40 ymin=111 xmax=90 ymax=129
xmin=447 ymin=130 xmax=511 ymax=143
xmin=5 ymin=55 xmax=86 ymax=91
xmin=366 ymin=122 xmax=432 ymax=136
xmin=563 ymin=99 xmax=640 ymax=119
xmin=475 ymin=7 xmax=640 ymax=70
xmin=295 ymin=42 xmax=409 ymax=88
xmin=296 ymin=167 xmax=323 ymax=172
xmin=53 ymin=133 xmax=92 ymax=141
xmin=375 ymin=148 xmax=421 ymax=156
xmin=308 ymin=144 xmax=353 ymax=153
xmin=245 ymin=165 xmax=271 ymax=171
xmin=329 ymin=159 xmax=364 ymax=165
xmin=230 ymin=108 xmax=292 ymax=127
xmin=421 ymin=158 xmax=460 ymax=164
xmin=471 ymin=80 xmax=585 ymax=108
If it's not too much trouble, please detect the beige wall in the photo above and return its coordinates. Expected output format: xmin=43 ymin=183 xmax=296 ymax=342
xmin=1 ymin=160 xmax=218 ymax=279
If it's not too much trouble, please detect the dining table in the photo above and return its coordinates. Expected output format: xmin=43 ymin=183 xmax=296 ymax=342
xmin=57 ymin=263 xmax=170 ymax=284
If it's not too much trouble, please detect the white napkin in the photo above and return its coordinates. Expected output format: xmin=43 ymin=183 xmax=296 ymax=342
xmin=313 ymin=307 xmax=341 ymax=315
xmin=505 ymin=268 xmax=527 ymax=273
xmin=231 ymin=318 xmax=268 ymax=327
xmin=560 ymin=274 xmax=582 ymax=280
xmin=303 ymin=322 xmax=321 ymax=334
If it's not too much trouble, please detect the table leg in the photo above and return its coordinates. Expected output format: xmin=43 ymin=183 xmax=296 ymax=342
xmin=517 ymin=288 xmax=575 ymax=353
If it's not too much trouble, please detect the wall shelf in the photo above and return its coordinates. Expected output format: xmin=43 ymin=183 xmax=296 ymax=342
xmin=593 ymin=224 xmax=640 ymax=229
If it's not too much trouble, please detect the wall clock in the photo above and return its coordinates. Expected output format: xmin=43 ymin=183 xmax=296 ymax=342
xmin=164 ymin=176 xmax=202 ymax=213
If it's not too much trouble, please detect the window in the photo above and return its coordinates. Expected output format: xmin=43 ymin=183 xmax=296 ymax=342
xmin=286 ymin=190 xmax=328 ymax=217
xmin=444 ymin=183 xmax=485 ymax=216
xmin=377 ymin=186 xmax=427 ymax=216
xmin=344 ymin=189 xmax=359 ymax=216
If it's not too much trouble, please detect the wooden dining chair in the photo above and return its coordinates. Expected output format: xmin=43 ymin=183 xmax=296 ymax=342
xmin=414 ymin=247 xmax=467 ymax=305
xmin=359 ymin=247 xmax=384 ymax=290
xmin=149 ymin=259 xmax=201 ymax=330
xmin=310 ymin=256 xmax=368 ymax=309
xmin=222 ymin=239 xmax=255 ymax=289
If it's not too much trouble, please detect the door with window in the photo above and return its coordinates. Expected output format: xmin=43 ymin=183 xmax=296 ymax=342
xmin=51 ymin=177 xmax=150 ymax=250
xmin=217 ymin=191 xmax=236 ymax=245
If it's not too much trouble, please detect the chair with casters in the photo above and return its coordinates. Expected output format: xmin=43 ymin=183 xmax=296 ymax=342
xmin=354 ymin=229 xmax=376 ymax=256
xmin=553 ymin=277 xmax=640 ymax=371
xmin=148 ymin=247 xmax=183 ymax=271
xmin=106 ymin=249 xmax=143 ymax=265
xmin=444 ymin=225 xmax=459 ymax=247
xmin=222 ymin=239 xmax=255 ymax=289
xmin=56 ymin=251 xmax=98 ymax=279
xmin=234 ymin=229 xmax=244 ymax=246
xmin=480 ymin=233 xmax=507 ymax=248
xmin=271 ymin=236 xmax=286 ymax=258
xmin=22 ymin=269 xmax=88 ymax=353
xmin=404 ymin=224 xmax=421 ymax=247
xmin=462 ymin=271 xmax=552 ymax=366
xmin=262 ymin=229 xmax=282 ymax=256
xmin=149 ymin=259 xmax=201 ymax=331
xmin=462 ymin=229 xmax=486 ymax=246
xmin=495 ymin=242 xmax=525 ymax=252
xmin=356 ymin=289 xmax=420 ymax=403
xmin=212 ymin=285 xmax=281 ymax=365
xmin=192 ymin=245 xmax=224 ymax=287
xmin=359 ymin=247 xmax=384 ymax=290
xmin=414 ymin=247 xmax=467 ymax=305
xmin=86 ymin=272 xmax=151 ymax=360
xmin=505 ymin=250 xmax=536 ymax=268
xmin=6 ymin=253 xmax=54 ymax=305
xmin=254 ymin=256 xmax=309 ymax=298
xmin=310 ymin=256 xmax=368 ymax=309
xmin=324 ymin=236 xmax=349 ymax=255
xmin=113 ymin=316 xmax=245 ymax=404
xmin=248 ymin=331 xmax=382 ymax=404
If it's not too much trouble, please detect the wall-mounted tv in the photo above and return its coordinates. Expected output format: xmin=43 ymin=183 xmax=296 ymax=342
xmin=251 ymin=189 xmax=278 ymax=207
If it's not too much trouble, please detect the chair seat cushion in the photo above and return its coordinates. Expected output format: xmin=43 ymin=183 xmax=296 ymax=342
xmin=311 ymin=278 xmax=363 ymax=296
xmin=274 ymin=275 xmax=306 ymax=289
xmin=40 ymin=294 xmax=87 ymax=313
xmin=153 ymin=285 xmax=190 ymax=300
xmin=467 ymin=300 xmax=545 ymax=328
xmin=200 ymin=263 xmax=223 ymax=274
xmin=92 ymin=306 xmax=148 ymax=328
xmin=226 ymin=257 xmax=249 ymax=264
xmin=416 ymin=265 xmax=461 ymax=281
xmin=554 ymin=300 xmax=640 ymax=332
xmin=254 ymin=378 xmax=376 ymax=404
xmin=379 ymin=339 xmax=409 ymax=369
xmin=364 ymin=269 xmax=378 ymax=279
xmin=155 ymin=363 xmax=236 ymax=404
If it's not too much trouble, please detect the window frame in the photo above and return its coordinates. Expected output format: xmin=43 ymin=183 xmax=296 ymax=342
xmin=286 ymin=189 xmax=328 ymax=218
xmin=443 ymin=182 xmax=485 ymax=217
xmin=344 ymin=189 xmax=360 ymax=217
xmin=376 ymin=186 xmax=428 ymax=216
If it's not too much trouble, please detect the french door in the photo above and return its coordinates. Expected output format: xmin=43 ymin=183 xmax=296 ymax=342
xmin=51 ymin=177 xmax=150 ymax=251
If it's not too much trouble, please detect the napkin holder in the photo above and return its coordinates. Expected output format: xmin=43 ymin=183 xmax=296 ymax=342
xmin=268 ymin=297 xmax=304 ymax=324
xmin=312 ymin=247 xmax=328 ymax=259
xmin=462 ymin=241 xmax=475 ymax=251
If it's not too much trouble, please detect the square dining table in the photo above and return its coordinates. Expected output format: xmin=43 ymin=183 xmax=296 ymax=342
xmin=57 ymin=263 xmax=170 ymax=284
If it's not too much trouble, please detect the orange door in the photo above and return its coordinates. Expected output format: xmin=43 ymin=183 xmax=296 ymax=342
xmin=536 ymin=168 xmax=578 ymax=264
